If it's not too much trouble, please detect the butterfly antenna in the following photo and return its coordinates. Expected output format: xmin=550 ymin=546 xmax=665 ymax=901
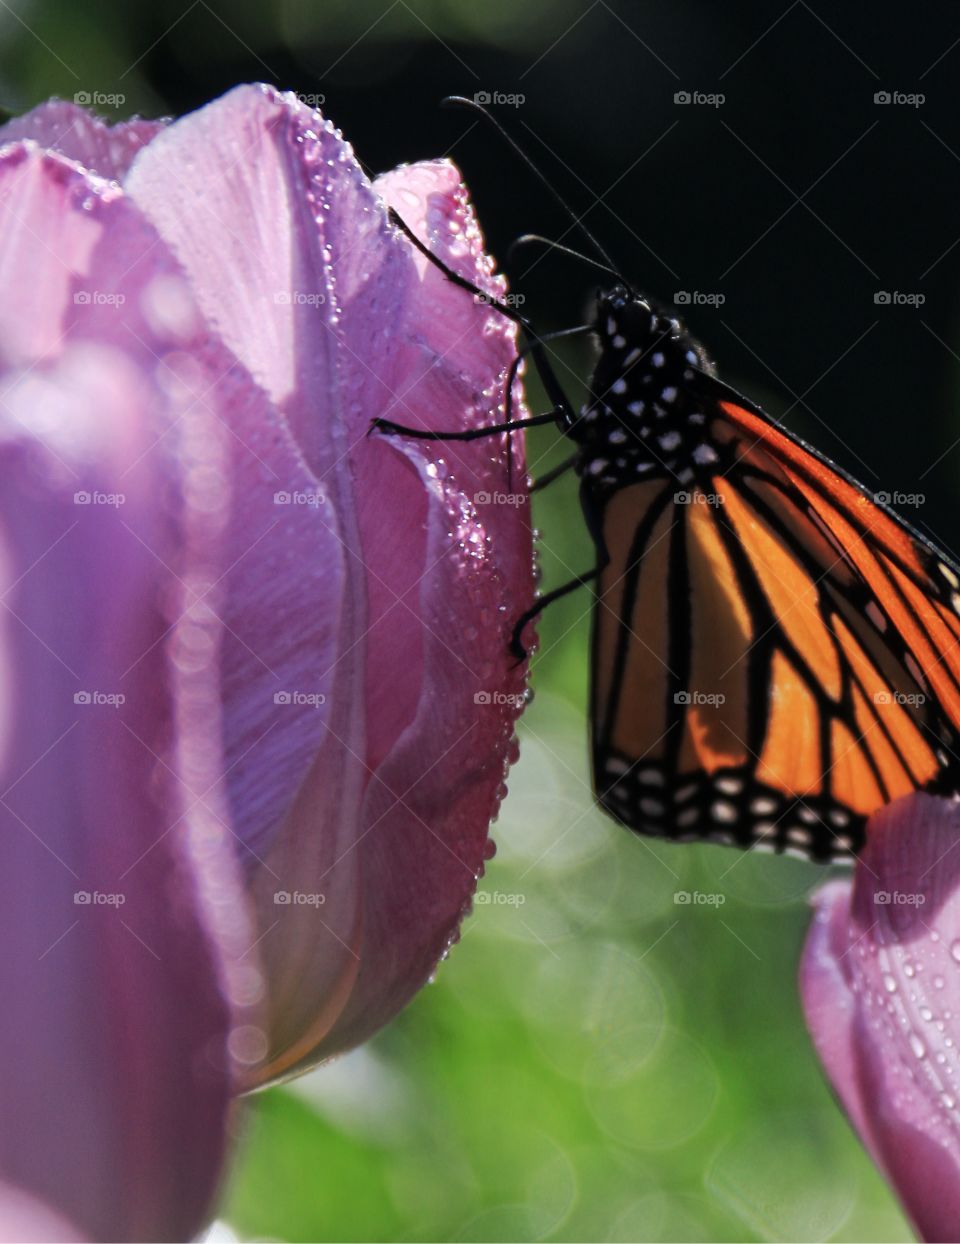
xmin=442 ymin=96 xmax=626 ymax=286
xmin=508 ymin=233 xmax=622 ymax=282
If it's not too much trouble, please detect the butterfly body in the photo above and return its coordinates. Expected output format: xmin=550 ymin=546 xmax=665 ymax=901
xmin=570 ymin=288 xmax=717 ymax=493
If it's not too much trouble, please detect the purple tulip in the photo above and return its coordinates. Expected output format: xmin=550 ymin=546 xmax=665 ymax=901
xmin=801 ymin=793 xmax=960 ymax=1242
xmin=0 ymin=85 xmax=531 ymax=1239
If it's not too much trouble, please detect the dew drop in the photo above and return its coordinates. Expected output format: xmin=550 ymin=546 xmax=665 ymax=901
xmin=950 ymin=939 xmax=960 ymax=963
xmin=935 ymin=975 xmax=946 ymax=990
xmin=909 ymin=1032 xmax=927 ymax=1060
xmin=882 ymin=972 xmax=898 ymax=994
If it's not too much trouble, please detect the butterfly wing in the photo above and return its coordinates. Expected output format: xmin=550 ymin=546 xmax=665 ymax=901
xmin=591 ymin=386 xmax=960 ymax=861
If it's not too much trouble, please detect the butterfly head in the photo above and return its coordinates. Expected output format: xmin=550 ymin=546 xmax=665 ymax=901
xmin=595 ymin=287 xmax=716 ymax=379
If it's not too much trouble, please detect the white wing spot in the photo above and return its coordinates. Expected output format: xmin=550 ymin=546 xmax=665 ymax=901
xmin=711 ymin=800 xmax=738 ymax=824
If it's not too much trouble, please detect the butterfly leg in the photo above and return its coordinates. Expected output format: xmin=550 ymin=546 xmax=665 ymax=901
xmin=371 ymin=410 xmax=564 ymax=441
xmin=510 ymin=565 xmax=603 ymax=662
xmin=502 ymin=325 xmax=591 ymax=490
xmin=530 ymin=453 xmax=580 ymax=492
xmin=388 ymin=207 xmax=578 ymax=428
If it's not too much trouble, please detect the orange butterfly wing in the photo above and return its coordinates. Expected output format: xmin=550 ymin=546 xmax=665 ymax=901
xmin=592 ymin=391 xmax=960 ymax=860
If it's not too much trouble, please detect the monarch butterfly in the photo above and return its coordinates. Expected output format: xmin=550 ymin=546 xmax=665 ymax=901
xmin=375 ymin=99 xmax=960 ymax=862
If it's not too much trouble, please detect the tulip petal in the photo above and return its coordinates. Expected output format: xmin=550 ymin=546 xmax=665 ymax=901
xmin=322 ymin=160 xmax=532 ymax=1056
xmin=801 ymin=793 xmax=960 ymax=1242
xmin=0 ymin=99 xmax=164 ymax=180
xmin=0 ymin=1182 xmax=85 ymax=1243
xmin=0 ymin=144 xmax=261 ymax=1240
xmin=125 ymin=85 xmax=532 ymax=1074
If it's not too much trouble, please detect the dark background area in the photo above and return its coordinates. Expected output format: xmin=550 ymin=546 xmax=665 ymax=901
xmin=4 ymin=0 xmax=960 ymax=550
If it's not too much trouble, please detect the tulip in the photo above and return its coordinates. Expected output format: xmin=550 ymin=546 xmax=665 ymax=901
xmin=0 ymin=84 xmax=532 ymax=1238
xmin=801 ymin=793 xmax=960 ymax=1242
